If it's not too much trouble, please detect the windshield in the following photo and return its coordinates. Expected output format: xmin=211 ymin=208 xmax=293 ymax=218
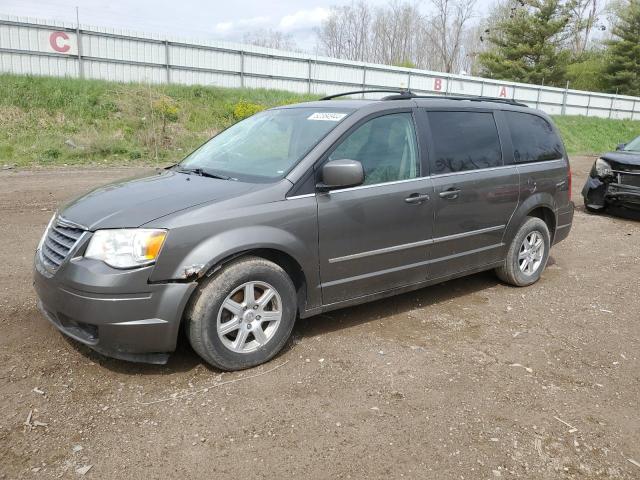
xmin=623 ymin=135 xmax=640 ymax=152
xmin=180 ymin=107 xmax=352 ymax=182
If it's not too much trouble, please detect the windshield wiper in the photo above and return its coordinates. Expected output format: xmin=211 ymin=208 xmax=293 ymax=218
xmin=175 ymin=166 xmax=233 ymax=180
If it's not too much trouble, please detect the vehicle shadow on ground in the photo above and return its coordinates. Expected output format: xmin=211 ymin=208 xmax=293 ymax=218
xmin=577 ymin=203 xmax=640 ymax=221
xmin=293 ymin=269 xmax=503 ymax=341
xmin=70 ymin=266 xmax=529 ymax=375
xmin=603 ymin=206 xmax=640 ymax=221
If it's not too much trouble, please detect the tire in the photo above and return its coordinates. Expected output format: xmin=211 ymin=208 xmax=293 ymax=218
xmin=186 ymin=256 xmax=297 ymax=371
xmin=495 ymin=217 xmax=550 ymax=287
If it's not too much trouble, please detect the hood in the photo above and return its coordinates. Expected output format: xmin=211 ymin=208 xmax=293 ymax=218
xmin=601 ymin=151 xmax=640 ymax=169
xmin=60 ymin=170 xmax=259 ymax=230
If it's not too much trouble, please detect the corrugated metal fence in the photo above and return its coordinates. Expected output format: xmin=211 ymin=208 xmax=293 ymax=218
xmin=1 ymin=14 xmax=639 ymax=120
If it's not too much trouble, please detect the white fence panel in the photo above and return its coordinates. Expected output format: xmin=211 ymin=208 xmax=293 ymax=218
xmin=0 ymin=14 xmax=639 ymax=120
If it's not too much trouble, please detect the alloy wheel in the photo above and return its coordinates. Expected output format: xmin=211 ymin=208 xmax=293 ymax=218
xmin=216 ymin=281 xmax=283 ymax=353
xmin=518 ymin=230 xmax=545 ymax=276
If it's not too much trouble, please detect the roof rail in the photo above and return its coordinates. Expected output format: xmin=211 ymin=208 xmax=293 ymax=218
xmin=321 ymin=89 xmax=528 ymax=107
xmin=409 ymin=94 xmax=529 ymax=107
xmin=320 ymin=89 xmax=412 ymax=100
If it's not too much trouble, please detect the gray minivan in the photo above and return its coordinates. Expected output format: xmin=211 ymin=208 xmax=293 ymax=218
xmin=34 ymin=91 xmax=574 ymax=370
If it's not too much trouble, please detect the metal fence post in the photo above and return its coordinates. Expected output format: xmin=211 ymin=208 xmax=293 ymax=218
xmin=75 ymin=8 xmax=84 ymax=79
xmin=632 ymin=99 xmax=637 ymax=121
xmin=307 ymin=59 xmax=312 ymax=94
xmin=586 ymin=94 xmax=591 ymax=116
xmin=361 ymin=66 xmax=367 ymax=98
xmin=561 ymin=81 xmax=569 ymax=115
xmin=407 ymin=71 xmax=411 ymax=90
xmin=164 ymin=40 xmax=170 ymax=84
xmin=535 ymin=86 xmax=541 ymax=109
xmin=240 ymin=51 xmax=245 ymax=88
xmin=480 ymin=80 xmax=485 ymax=97
xmin=609 ymin=89 xmax=617 ymax=119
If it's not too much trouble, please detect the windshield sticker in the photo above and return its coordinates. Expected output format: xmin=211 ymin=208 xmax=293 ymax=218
xmin=307 ymin=112 xmax=347 ymax=122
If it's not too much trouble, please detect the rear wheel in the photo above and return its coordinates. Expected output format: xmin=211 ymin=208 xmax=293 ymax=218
xmin=495 ymin=217 xmax=550 ymax=287
xmin=187 ymin=256 xmax=297 ymax=371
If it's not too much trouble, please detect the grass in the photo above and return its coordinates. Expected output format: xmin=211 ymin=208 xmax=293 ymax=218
xmin=0 ymin=74 xmax=638 ymax=167
xmin=553 ymin=115 xmax=640 ymax=155
xmin=0 ymin=74 xmax=317 ymax=167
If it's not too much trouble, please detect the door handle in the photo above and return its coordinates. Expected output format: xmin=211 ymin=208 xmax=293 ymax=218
xmin=438 ymin=188 xmax=461 ymax=200
xmin=404 ymin=193 xmax=430 ymax=204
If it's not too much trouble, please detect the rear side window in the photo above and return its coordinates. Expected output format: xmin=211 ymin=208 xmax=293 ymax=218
xmin=427 ymin=111 xmax=502 ymax=175
xmin=504 ymin=112 xmax=564 ymax=163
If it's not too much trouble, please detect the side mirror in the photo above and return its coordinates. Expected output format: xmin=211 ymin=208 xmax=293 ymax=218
xmin=317 ymin=159 xmax=364 ymax=191
xmin=616 ymin=143 xmax=626 ymax=151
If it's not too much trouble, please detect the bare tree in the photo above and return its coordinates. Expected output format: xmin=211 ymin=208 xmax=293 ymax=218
xmin=243 ymin=29 xmax=296 ymax=51
xmin=371 ymin=2 xmax=424 ymax=66
xmin=567 ymin=0 xmax=601 ymax=55
xmin=315 ymin=0 xmax=479 ymax=74
xmin=315 ymin=1 xmax=373 ymax=61
xmin=424 ymin=0 xmax=478 ymax=73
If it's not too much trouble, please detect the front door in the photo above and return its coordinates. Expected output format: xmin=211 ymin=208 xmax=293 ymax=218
xmin=424 ymin=110 xmax=520 ymax=278
xmin=317 ymin=111 xmax=434 ymax=305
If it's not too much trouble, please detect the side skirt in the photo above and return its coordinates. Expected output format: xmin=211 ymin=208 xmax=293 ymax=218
xmin=300 ymin=260 xmax=504 ymax=319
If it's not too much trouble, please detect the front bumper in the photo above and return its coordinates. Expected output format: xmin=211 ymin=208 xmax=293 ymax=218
xmin=33 ymin=252 xmax=196 ymax=364
xmin=582 ymin=176 xmax=640 ymax=210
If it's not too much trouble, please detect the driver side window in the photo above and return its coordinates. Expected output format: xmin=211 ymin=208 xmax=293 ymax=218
xmin=328 ymin=112 xmax=419 ymax=185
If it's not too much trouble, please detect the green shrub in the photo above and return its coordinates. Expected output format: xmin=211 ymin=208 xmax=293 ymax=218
xmin=42 ymin=148 xmax=61 ymax=160
xmin=152 ymin=97 xmax=180 ymax=123
xmin=233 ymin=101 xmax=265 ymax=120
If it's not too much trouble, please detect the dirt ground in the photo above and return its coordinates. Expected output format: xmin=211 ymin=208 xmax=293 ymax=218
xmin=0 ymin=156 xmax=639 ymax=479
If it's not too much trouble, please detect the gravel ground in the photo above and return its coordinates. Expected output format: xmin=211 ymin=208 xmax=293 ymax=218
xmin=1 ymin=157 xmax=639 ymax=479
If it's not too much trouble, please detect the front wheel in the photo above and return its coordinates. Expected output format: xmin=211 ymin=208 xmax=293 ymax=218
xmin=495 ymin=217 xmax=550 ymax=287
xmin=186 ymin=256 xmax=297 ymax=371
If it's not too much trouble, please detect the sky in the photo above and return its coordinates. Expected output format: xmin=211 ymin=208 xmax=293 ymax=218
xmin=1 ymin=0 xmax=395 ymax=51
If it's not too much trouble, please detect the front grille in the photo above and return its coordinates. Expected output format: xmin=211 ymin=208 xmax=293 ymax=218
xmin=618 ymin=173 xmax=640 ymax=188
xmin=40 ymin=217 xmax=86 ymax=271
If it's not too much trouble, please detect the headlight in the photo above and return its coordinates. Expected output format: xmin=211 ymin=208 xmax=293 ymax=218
xmin=593 ymin=158 xmax=613 ymax=177
xmin=85 ymin=229 xmax=167 ymax=269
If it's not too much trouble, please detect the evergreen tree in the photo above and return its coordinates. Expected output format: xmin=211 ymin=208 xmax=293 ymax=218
xmin=604 ymin=0 xmax=640 ymax=95
xmin=479 ymin=0 xmax=573 ymax=86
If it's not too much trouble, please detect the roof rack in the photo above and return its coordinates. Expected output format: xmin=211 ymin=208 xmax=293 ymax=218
xmin=320 ymin=89 xmax=528 ymax=107
xmin=320 ymin=89 xmax=412 ymax=100
xmin=409 ymin=94 xmax=529 ymax=107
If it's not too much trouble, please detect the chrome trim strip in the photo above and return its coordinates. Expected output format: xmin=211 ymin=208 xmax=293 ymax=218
xmin=286 ymin=193 xmax=316 ymax=200
xmin=329 ymin=224 xmax=505 ymax=263
xmin=431 ymin=165 xmax=516 ymax=178
xmin=287 ymin=176 xmax=432 ymax=199
xmin=289 ymin=159 xmax=567 ymax=199
xmin=327 ymin=176 xmax=430 ymax=194
xmin=432 ymin=224 xmax=505 ymax=244
xmin=613 ymin=170 xmax=640 ymax=176
xmin=323 ymin=243 xmax=504 ymax=288
xmin=59 ymin=287 xmax=152 ymax=302
xmin=57 ymin=215 xmax=89 ymax=231
xmin=111 ymin=318 xmax=167 ymax=325
xmin=329 ymin=238 xmax=435 ymax=264
xmin=556 ymin=223 xmax=572 ymax=230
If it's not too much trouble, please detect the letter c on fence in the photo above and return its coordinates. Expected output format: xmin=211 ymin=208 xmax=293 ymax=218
xmin=49 ymin=31 xmax=71 ymax=53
